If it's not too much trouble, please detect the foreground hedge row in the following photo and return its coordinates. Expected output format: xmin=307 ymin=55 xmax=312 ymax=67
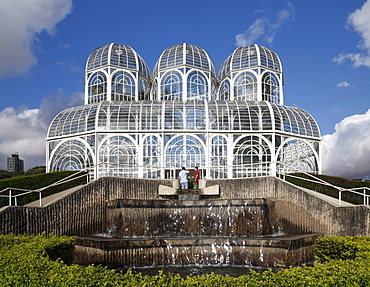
xmin=0 ymin=234 xmax=369 ymax=286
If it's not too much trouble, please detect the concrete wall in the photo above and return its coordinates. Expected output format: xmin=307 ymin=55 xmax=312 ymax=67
xmin=0 ymin=177 xmax=172 ymax=236
xmin=206 ymin=176 xmax=370 ymax=237
xmin=0 ymin=176 xmax=369 ymax=237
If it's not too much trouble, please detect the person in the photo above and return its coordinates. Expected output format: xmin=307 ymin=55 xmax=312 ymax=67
xmin=178 ymin=167 xmax=189 ymax=189
xmin=193 ymin=166 xmax=200 ymax=189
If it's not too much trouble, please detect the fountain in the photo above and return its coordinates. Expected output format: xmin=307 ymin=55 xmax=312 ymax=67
xmin=74 ymin=187 xmax=321 ymax=271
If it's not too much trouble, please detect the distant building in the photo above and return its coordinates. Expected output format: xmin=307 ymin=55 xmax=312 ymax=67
xmin=6 ymin=153 xmax=24 ymax=173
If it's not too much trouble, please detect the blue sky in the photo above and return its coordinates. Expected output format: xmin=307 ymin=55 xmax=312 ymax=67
xmin=0 ymin=0 xmax=370 ymax=179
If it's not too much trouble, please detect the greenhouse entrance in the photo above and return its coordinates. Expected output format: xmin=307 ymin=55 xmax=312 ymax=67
xmin=164 ymin=135 xmax=205 ymax=180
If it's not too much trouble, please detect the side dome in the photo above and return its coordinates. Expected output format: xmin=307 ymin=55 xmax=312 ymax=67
xmin=217 ymin=44 xmax=284 ymax=104
xmin=86 ymin=43 xmax=150 ymax=78
xmin=218 ymin=44 xmax=282 ymax=80
xmin=153 ymin=43 xmax=215 ymax=75
xmin=85 ymin=43 xmax=151 ymax=104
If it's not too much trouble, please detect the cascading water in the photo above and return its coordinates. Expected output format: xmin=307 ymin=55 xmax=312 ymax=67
xmin=74 ymin=195 xmax=321 ymax=271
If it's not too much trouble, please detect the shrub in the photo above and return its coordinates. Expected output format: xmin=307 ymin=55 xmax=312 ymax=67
xmin=0 ymin=235 xmax=369 ymax=286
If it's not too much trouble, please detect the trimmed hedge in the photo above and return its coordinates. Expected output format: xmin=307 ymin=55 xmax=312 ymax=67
xmin=0 ymin=235 xmax=369 ymax=286
xmin=286 ymin=173 xmax=370 ymax=205
xmin=315 ymin=236 xmax=370 ymax=262
xmin=0 ymin=171 xmax=87 ymax=207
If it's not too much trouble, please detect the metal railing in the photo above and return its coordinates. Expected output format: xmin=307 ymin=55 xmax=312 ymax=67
xmin=277 ymin=162 xmax=370 ymax=206
xmin=0 ymin=170 xmax=89 ymax=207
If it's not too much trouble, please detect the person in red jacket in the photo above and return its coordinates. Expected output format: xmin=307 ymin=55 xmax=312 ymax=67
xmin=194 ymin=166 xmax=200 ymax=189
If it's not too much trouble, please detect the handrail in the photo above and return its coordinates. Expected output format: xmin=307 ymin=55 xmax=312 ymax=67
xmin=277 ymin=162 xmax=370 ymax=206
xmin=1 ymin=161 xmax=369 ymax=207
xmin=0 ymin=188 xmax=41 ymax=207
xmin=0 ymin=170 xmax=89 ymax=207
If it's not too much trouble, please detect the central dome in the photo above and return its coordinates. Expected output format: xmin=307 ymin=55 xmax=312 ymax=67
xmin=151 ymin=43 xmax=217 ymax=101
xmin=153 ymin=43 xmax=216 ymax=75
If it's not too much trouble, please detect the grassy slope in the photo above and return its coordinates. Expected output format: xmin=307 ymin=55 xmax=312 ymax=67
xmin=0 ymin=171 xmax=87 ymax=207
xmin=286 ymin=173 xmax=370 ymax=205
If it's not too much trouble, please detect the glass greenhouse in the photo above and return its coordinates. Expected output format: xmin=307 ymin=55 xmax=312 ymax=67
xmin=46 ymin=43 xmax=321 ymax=180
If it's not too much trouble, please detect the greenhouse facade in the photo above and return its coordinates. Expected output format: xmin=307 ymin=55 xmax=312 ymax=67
xmin=46 ymin=43 xmax=321 ymax=180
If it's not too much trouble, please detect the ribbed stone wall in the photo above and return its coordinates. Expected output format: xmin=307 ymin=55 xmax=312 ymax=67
xmin=0 ymin=176 xmax=369 ymax=237
xmin=206 ymin=177 xmax=370 ymax=237
xmin=0 ymin=177 xmax=172 ymax=236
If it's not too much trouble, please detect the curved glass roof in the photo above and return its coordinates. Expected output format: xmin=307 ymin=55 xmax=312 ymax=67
xmin=153 ymin=43 xmax=216 ymax=75
xmin=86 ymin=43 xmax=150 ymax=79
xmin=48 ymin=101 xmax=320 ymax=138
xmin=218 ymin=44 xmax=282 ymax=79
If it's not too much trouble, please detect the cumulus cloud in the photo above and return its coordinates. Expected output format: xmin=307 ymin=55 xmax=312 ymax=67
xmin=0 ymin=0 xmax=73 ymax=78
xmin=336 ymin=81 xmax=351 ymax=88
xmin=0 ymin=90 xmax=83 ymax=170
xmin=333 ymin=0 xmax=370 ymax=68
xmin=322 ymin=109 xmax=370 ymax=179
xmin=235 ymin=2 xmax=295 ymax=46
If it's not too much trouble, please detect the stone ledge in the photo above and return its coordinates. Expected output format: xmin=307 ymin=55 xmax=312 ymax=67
xmin=158 ymin=185 xmax=177 ymax=195
xmin=202 ymin=184 xmax=219 ymax=195
xmin=158 ymin=184 xmax=220 ymax=196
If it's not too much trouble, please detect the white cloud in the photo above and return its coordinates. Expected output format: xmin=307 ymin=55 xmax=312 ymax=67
xmin=322 ymin=109 xmax=370 ymax=179
xmin=336 ymin=81 xmax=351 ymax=88
xmin=235 ymin=2 xmax=295 ymax=46
xmin=0 ymin=90 xmax=83 ymax=171
xmin=333 ymin=0 xmax=370 ymax=68
xmin=59 ymin=42 xmax=71 ymax=49
xmin=0 ymin=0 xmax=73 ymax=78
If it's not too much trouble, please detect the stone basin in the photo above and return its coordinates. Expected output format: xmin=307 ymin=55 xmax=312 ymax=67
xmin=74 ymin=233 xmax=321 ymax=268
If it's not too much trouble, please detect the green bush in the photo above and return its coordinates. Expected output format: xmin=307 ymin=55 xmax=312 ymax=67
xmin=0 ymin=171 xmax=87 ymax=207
xmin=25 ymin=166 xmax=46 ymax=176
xmin=315 ymin=236 xmax=370 ymax=262
xmin=0 ymin=235 xmax=369 ymax=286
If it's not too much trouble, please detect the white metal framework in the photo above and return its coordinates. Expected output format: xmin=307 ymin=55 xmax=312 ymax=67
xmin=46 ymin=43 xmax=321 ymax=180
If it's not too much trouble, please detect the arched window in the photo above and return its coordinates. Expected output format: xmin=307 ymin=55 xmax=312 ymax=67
xmin=233 ymin=136 xmax=271 ymax=177
xmin=234 ymin=72 xmax=257 ymax=101
xmin=99 ymin=136 xmax=137 ymax=177
xmin=151 ymin=79 xmax=158 ymax=101
xmin=138 ymin=77 xmax=149 ymax=101
xmin=165 ymin=135 xmax=205 ymax=168
xmin=262 ymin=72 xmax=280 ymax=103
xmin=161 ymin=71 xmax=182 ymax=101
xmin=277 ymin=139 xmax=318 ymax=175
xmin=143 ymin=135 xmax=161 ymax=178
xmin=210 ymin=135 xmax=228 ymax=178
xmin=187 ymin=71 xmax=208 ymax=101
xmin=50 ymin=139 xmax=93 ymax=172
xmin=218 ymin=80 xmax=230 ymax=101
xmin=88 ymin=71 xmax=107 ymax=103
xmin=111 ymin=71 xmax=135 ymax=101
xmin=211 ymin=79 xmax=218 ymax=100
